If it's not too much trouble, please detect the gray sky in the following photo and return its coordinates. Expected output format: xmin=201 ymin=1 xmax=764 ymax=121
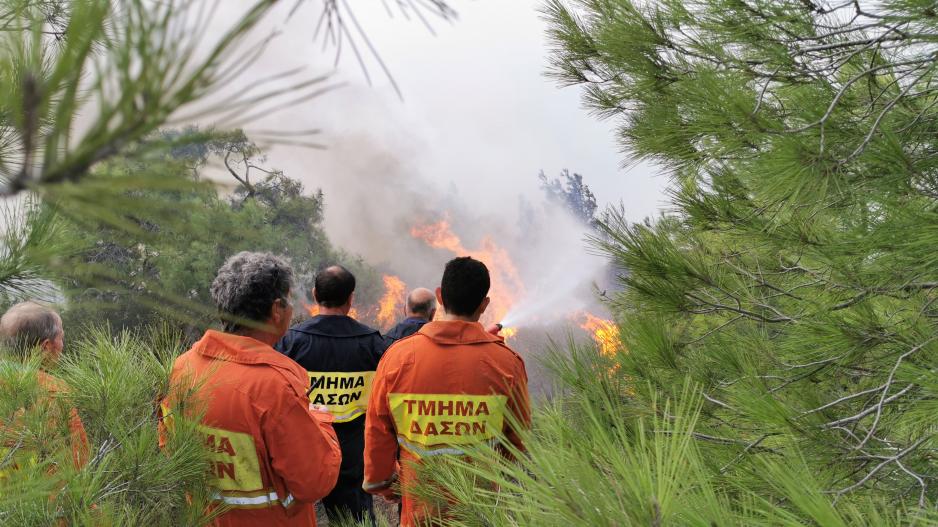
xmin=223 ymin=0 xmax=669 ymax=222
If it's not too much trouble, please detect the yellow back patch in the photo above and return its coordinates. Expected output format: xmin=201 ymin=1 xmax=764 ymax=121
xmin=308 ymin=371 xmax=375 ymax=423
xmin=199 ymin=424 xmax=263 ymax=492
xmin=388 ymin=393 xmax=507 ymax=455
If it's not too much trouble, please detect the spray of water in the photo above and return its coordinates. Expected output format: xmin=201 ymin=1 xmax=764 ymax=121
xmin=499 ymin=270 xmax=606 ymax=329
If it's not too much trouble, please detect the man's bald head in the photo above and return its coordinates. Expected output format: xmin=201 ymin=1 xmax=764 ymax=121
xmin=0 ymin=301 xmax=64 ymax=360
xmin=314 ymin=265 xmax=356 ymax=308
xmin=406 ymin=288 xmax=437 ymax=320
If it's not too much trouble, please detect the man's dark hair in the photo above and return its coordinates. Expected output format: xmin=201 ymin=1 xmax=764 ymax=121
xmin=440 ymin=257 xmax=490 ymax=317
xmin=211 ymin=252 xmax=293 ymax=332
xmin=314 ymin=265 xmax=356 ymax=308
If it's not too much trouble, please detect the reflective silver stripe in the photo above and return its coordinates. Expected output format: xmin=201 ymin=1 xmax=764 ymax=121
xmin=363 ymin=478 xmax=394 ymax=492
xmin=282 ymin=493 xmax=295 ymax=508
xmin=398 ymin=436 xmax=502 ymax=457
xmin=215 ymin=491 xmax=279 ymax=506
xmin=332 ymin=409 xmax=365 ymax=422
xmin=212 ymin=490 xmax=296 ymax=509
xmin=397 ymin=436 xmax=502 ymax=457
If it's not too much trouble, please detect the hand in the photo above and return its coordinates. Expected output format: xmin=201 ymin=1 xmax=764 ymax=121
xmin=308 ymin=404 xmax=334 ymax=423
xmin=379 ymin=490 xmax=401 ymax=504
xmin=485 ymin=323 xmax=502 ymax=336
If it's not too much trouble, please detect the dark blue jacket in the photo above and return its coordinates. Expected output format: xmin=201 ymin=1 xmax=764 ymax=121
xmin=275 ymin=315 xmax=389 ymax=485
xmin=385 ymin=316 xmax=430 ymax=342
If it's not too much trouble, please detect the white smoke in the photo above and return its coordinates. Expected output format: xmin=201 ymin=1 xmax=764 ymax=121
xmin=190 ymin=0 xmax=665 ymax=328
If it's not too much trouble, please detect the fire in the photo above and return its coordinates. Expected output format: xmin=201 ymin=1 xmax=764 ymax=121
xmin=303 ymin=303 xmax=358 ymax=319
xmin=410 ymin=218 xmax=524 ymax=325
xmin=306 ymin=303 xmax=319 ymax=317
xmin=376 ymin=275 xmax=407 ymax=330
xmin=410 ymin=220 xmax=465 ymax=253
xmin=578 ymin=313 xmax=620 ymax=356
xmin=500 ymin=326 xmax=518 ymax=340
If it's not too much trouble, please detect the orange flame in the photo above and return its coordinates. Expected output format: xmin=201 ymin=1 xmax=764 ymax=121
xmin=376 ymin=274 xmax=407 ymax=330
xmin=410 ymin=219 xmax=524 ymax=325
xmin=410 ymin=220 xmax=465 ymax=254
xmin=579 ymin=313 xmax=620 ymax=356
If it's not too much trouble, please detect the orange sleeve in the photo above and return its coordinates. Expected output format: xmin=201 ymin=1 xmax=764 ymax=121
xmin=264 ymin=387 xmax=341 ymax=504
xmin=363 ymin=352 xmax=398 ymax=495
xmin=68 ymin=407 xmax=89 ymax=468
xmin=504 ymin=357 xmax=531 ymax=453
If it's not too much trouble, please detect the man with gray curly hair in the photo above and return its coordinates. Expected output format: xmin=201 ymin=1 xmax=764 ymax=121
xmin=161 ymin=251 xmax=342 ymax=527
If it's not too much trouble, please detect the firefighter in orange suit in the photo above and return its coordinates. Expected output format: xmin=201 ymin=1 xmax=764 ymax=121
xmin=363 ymin=256 xmax=531 ymax=525
xmin=0 ymin=302 xmax=89 ymax=470
xmin=160 ymin=252 xmax=341 ymax=527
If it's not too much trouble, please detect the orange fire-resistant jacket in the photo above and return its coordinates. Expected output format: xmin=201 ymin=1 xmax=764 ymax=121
xmin=37 ymin=371 xmax=90 ymax=470
xmin=363 ymin=320 xmax=531 ymax=526
xmin=160 ymin=330 xmax=342 ymax=527
xmin=0 ymin=370 xmax=89 ymax=476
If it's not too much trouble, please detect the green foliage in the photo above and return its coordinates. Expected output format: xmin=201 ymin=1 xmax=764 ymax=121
xmin=0 ymin=0 xmax=293 ymax=196
xmin=531 ymin=0 xmax=938 ymax=516
xmin=0 ymin=199 xmax=67 ymax=305
xmin=415 ymin=343 xmax=938 ymax=526
xmin=53 ymin=130 xmax=381 ymax=336
xmin=0 ymin=327 xmax=213 ymax=526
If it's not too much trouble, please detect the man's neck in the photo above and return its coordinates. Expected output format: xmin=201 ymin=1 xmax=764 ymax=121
xmin=438 ymin=313 xmax=479 ymax=323
xmin=319 ymin=306 xmax=350 ymax=316
xmin=232 ymin=329 xmax=279 ymax=347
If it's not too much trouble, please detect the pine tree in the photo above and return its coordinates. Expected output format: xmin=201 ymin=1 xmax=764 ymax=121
xmin=546 ymin=0 xmax=938 ymax=511
xmin=413 ymin=1 xmax=938 ymax=524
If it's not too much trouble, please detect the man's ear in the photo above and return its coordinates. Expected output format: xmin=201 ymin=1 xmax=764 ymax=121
xmin=39 ymin=338 xmax=54 ymax=354
xmin=311 ymin=287 xmax=319 ymax=304
xmin=435 ymin=287 xmax=444 ymax=308
xmin=347 ymin=292 xmax=355 ymax=308
xmin=475 ymin=297 xmax=490 ymax=319
xmin=268 ymin=299 xmax=282 ymax=326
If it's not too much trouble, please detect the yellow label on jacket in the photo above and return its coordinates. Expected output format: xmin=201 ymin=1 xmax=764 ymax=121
xmin=388 ymin=393 xmax=507 ymax=456
xmin=199 ymin=424 xmax=262 ymax=492
xmin=308 ymin=371 xmax=375 ymax=423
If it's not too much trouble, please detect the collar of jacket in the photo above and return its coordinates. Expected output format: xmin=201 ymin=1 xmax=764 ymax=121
xmin=195 ymin=330 xmax=299 ymax=368
xmin=289 ymin=315 xmax=379 ymax=338
xmin=418 ymin=320 xmax=502 ymax=345
xmin=402 ymin=317 xmax=428 ymax=325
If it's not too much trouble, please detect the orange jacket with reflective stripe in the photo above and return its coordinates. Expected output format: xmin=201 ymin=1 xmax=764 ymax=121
xmin=161 ymin=330 xmax=341 ymax=527
xmin=363 ymin=321 xmax=531 ymax=526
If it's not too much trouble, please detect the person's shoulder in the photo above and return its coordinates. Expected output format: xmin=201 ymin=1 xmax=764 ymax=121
xmin=487 ymin=340 xmax=526 ymax=368
xmin=381 ymin=332 xmax=427 ymax=362
xmin=384 ymin=322 xmax=406 ymax=340
xmin=353 ymin=320 xmax=381 ymax=338
xmin=37 ymin=370 xmax=68 ymax=393
xmin=244 ymin=358 xmax=309 ymax=404
xmin=168 ymin=347 xmax=200 ymax=375
xmin=285 ymin=317 xmax=319 ymax=337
